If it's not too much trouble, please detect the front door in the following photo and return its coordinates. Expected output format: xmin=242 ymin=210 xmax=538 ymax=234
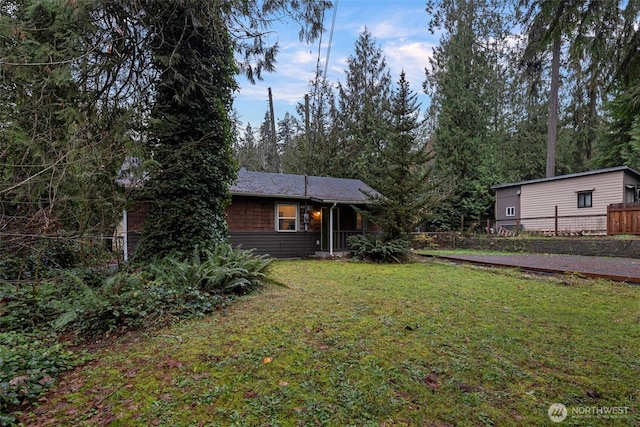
xmin=320 ymin=207 xmax=339 ymax=251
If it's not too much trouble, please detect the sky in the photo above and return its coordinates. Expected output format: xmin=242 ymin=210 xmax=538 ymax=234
xmin=232 ymin=0 xmax=439 ymax=130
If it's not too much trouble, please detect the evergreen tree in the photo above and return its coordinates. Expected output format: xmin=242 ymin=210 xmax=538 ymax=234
xmin=519 ymin=0 xmax=632 ymax=175
xmin=0 ymin=0 xmax=134 ymax=253
xmin=364 ymin=72 xmax=438 ymax=237
xmin=258 ymin=111 xmax=280 ymax=172
xmin=235 ymin=124 xmax=263 ymax=171
xmin=137 ymin=1 xmax=237 ymax=260
xmin=278 ymin=113 xmax=304 ymax=173
xmin=424 ymin=0 xmax=506 ymax=229
xmin=335 ymin=28 xmax=392 ymax=180
xmin=592 ymin=1 xmax=640 ymax=170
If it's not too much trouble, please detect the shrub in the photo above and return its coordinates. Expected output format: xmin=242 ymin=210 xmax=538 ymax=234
xmin=411 ymin=233 xmax=438 ymax=250
xmin=148 ymin=244 xmax=274 ymax=296
xmin=348 ymin=235 xmax=410 ymax=263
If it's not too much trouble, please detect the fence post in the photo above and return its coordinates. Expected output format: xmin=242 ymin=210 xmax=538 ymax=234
xmin=606 ymin=205 xmax=610 ymax=236
xmin=516 ymin=218 xmax=520 ymax=236
xmin=461 ymin=215 xmax=464 ymax=235
xmin=486 ymin=219 xmax=490 ymax=235
xmin=554 ymin=206 xmax=558 ymax=236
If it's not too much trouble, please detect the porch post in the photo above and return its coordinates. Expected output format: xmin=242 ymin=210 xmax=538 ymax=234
xmin=122 ymin=209 xmax=128 ymax=262
xmin=329 ymin=206 xmax=334 ymax=256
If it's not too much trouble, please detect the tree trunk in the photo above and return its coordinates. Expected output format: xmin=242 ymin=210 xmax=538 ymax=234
xmin=546 ymin=35 xmax=561 ymax=178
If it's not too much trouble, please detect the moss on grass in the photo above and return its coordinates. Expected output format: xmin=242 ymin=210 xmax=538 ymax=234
xmin=19 ymin=260 xmax=640 ymax=426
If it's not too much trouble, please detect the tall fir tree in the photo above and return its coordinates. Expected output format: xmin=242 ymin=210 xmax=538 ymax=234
xmin=364 ymin=72 xmax=438 ymax=238
xmin=425 ymin=0 xmax=505 ymax=229
xmin=235 ymin=124 xmax=263 ymax=171
xmin=335 ymin=28 xmax=392 ymax=180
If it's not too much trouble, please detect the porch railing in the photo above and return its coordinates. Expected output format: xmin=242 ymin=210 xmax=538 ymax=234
xmin=333 ymin=230 xmax=364 ymax=250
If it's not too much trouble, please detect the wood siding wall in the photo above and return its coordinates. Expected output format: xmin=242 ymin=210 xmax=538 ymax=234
xmin=519 ymin=171 xmax=625 ymax=232
xmin=229 ymin=231 xmax=321 ymax=257
xmin=226 ymin=196 xmax=322 ymax=233
xmin=495 ymin=186 xmax=520 ymax=226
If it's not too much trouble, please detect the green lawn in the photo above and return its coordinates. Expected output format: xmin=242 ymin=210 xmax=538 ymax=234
xmin=19 ymin=259 xmax=640 ymax=426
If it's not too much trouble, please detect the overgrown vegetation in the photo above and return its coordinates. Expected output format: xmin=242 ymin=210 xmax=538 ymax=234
xmin=16 ymin=260 xmax=640 ymax=426
xmin=0 ymin=243 xmax=272 ymax=424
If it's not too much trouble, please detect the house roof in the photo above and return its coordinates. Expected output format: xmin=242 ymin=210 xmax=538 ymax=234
xmin=230 ymin=168 xmax=380 ymax=204
xmin=491 ymin=166 xmax=640 ymax=190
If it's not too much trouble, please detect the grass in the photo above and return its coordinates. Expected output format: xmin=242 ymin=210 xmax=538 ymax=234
xmin=17 ymin=259 xmax=640 ymax=426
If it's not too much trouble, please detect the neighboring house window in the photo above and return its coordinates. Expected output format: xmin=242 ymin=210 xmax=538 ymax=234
xmin=276 ymin=204 xmax=298 ymax=232
xmin=577 ymin=191 xmax=592 ymax=208
xmin=506 ymin=206 xmax=516 ymax=217
xmin=626 ymin=186 xmax=637 ymax=203
xmin=356 ymin=212 xmax=363 ymax=230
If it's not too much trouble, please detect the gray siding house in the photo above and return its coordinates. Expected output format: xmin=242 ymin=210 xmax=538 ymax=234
xmin=492 ymin=166 xmax=640 ymax=233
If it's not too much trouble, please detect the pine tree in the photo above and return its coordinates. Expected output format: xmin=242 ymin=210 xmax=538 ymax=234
xmin=335 ymin=28 xmax=392 ymax=180
xmin=425 ymin=0 xmax=504 ymax=229
xmin=235 ymin=124 xmax=263 ymax=171
xmin=364 ymin=72 xmax=438 ymax=238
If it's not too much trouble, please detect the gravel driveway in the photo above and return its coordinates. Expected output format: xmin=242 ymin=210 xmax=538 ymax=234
xmin=432 ymin=253 xmax=640 ymax=284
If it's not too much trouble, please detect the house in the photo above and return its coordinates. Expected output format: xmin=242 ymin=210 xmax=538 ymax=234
xmin=226 ymin=168 xmax=381 ymax=258
xmin=492 ymin=166 xmax=640 ymax=234
xmin=118 ymin=168 xmax=381 ymax=259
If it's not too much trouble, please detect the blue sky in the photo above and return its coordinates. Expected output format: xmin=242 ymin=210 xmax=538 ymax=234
xmin=232 ymin=0 xmax=439 ymax=130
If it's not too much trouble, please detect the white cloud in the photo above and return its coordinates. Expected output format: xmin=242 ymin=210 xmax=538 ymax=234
xmin=384 ymin=40 xmax=434 ymax=86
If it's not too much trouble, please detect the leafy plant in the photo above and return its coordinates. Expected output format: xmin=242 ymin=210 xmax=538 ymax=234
xmin=0 ymin=331 xmax=89 ymax=421
xmin=348 ymin=234 xmax=410 ymax=263
xmin=148 ymin=244 xmax=274 ymax=296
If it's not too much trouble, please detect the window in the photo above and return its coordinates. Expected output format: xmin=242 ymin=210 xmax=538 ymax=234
xmin=356 ymin=212 xmax=363 ymax=230
xmin=577 ymin=191 xmax=592 ymax=208
xmin=626 ymin=186 xmax=637 ymax=203
xmin=506 ymin=206 xmax=516 ymax=217
xmin=276 ymin=204 xmax=298 ymax=232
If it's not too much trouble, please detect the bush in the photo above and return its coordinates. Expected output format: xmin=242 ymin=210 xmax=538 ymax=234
xmin=411 ymin=233 xmax=439 ymax=250
xmin=348 ymin=235 xmax=410 ymax=263
xmin=1 ymin=243 xmax=274 ymax=419
xmin=148 ymin=244 xmax=273 ymax=296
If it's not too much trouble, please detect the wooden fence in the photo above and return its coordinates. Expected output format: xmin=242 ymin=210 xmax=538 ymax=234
xmin=607 ymin=202 xmax=640 ymax=235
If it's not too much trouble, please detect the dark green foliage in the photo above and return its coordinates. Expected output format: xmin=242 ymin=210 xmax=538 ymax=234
xmin=1 ymin=243 xmax=274 ymax=418
xmin=335 ymin=28 xmax=392 ymax=180
xmin=364 ymin=72 xmax=438 ymax=238
xmin=348 ymin=234 xmax=410 ymax=263
xmin=136 ymin=1 xmax=237 ymax=260
xmin=0 ymin=331 xmax=88 ymax=421
xmin=424 ymin=0 xmax=505 ymax=229
xmin=148 ymin=245 xmax=274 ymax=297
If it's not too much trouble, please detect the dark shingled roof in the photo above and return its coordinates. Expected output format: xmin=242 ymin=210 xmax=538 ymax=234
xmin=230 ymin=169 xmax=380 ymax=204
xmin=492 ymin=166 xmax=640 ymax=190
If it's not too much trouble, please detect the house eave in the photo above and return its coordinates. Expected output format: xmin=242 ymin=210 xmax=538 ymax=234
xmin=492 ymin=166 xmax=640 ymax=190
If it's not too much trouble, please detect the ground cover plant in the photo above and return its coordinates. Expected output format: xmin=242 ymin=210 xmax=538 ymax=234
xmin=16 ymin=259 xmax=640 ymax=426
xmin=0 ymin=244 xmax=272 ymax=425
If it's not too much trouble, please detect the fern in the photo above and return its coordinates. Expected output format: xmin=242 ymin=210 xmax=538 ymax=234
xmin=348 ymin=235 xmax=410 ymax=263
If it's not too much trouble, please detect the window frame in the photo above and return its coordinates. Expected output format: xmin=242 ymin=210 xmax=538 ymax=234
xmin=505 ymin=206 xmax=516 ymax=217
xmin=276 ymin=203 xmax=299 ymax=232
xmin=577 ymin=191 xmax=593 ymax=209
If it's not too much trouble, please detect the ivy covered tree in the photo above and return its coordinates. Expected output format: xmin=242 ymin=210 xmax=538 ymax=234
xmin=136 ymin=1 xmax=238 ymax=260
xmin=131 ymin=0 xmax=329 ymax=259
xmin=364 ymin=72 xmax=438 ymax=238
